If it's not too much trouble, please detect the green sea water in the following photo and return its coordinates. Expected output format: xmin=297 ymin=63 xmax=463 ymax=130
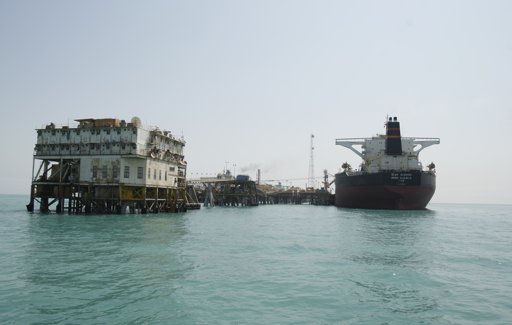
xmin=0 ymin=194 xmax=511 ymax=324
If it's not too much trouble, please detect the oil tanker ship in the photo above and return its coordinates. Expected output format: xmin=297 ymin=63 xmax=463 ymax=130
xmin=335 ymin=117 xmax=440 ymax=210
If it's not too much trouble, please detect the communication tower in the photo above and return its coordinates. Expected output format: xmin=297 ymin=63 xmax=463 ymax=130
xmin=308 ymin=134 xmax=315 ymax=189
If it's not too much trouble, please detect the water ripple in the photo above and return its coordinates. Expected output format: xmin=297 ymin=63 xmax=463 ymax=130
xmin=1 ymin=198 xmax=512 ymax=324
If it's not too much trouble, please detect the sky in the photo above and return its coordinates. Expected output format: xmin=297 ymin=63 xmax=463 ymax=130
xmin=0 ymin=0 xmax=511 ymax=204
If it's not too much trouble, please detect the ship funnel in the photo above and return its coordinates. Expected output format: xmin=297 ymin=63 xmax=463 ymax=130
xmin=385 ymin=117 xmax=402 ymax=155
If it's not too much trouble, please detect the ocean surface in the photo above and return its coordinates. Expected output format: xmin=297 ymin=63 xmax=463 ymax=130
xmin=0 ymin=195 xmax=511 ymax=324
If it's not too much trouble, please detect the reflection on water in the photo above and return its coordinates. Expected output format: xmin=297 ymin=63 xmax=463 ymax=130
xmin=352 ymin=208 xmax=436 ymax=246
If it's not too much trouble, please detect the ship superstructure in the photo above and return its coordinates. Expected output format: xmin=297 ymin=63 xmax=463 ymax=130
xmin=334 ymin=117 xmax=440 ymax=209
xmin=27 ymin=117 xmax=193 ymax=213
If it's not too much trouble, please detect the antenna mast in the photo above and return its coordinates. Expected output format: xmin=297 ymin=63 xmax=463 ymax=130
xmin=308 ymin=134 xmax=315 ymax=189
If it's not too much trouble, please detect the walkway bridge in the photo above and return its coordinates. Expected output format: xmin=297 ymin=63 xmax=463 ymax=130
xmin=189 ymin=176 xmax=333 ymax=207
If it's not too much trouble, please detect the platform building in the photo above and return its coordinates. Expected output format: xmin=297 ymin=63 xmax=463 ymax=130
xmin=26 ymin=117 xmax=191 ymax=214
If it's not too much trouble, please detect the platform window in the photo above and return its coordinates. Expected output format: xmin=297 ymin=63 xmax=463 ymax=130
xmin=137 ymin=167 xmax=143 ymax=179
xmin=124 ymin=166 xmax=130 ymax=178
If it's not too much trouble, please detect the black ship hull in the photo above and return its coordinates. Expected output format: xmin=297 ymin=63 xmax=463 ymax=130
xmin=334 ymin=171 xmax=436 ymax=210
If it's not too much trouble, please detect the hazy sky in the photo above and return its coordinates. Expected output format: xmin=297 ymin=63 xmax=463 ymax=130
xmin=1 ymin=1 xmax=511 ymax=204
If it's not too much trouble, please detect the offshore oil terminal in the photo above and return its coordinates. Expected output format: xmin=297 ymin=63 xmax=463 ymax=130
xmin=26 ymin=116 xmax=438 ymax=213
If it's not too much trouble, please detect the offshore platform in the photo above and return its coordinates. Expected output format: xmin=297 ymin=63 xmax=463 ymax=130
xmin=26 ymin=117 xmax=199 ymax=214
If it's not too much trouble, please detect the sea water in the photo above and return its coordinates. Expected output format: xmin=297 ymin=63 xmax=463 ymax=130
xmin=0 ymin=194 xmax=511 ymax=324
